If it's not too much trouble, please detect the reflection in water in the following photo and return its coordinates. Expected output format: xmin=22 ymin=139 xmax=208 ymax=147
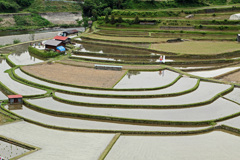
xmin=127 ymin=71 xmax=140 ymax=79
xmin=115 ymin=70 xmax=179 ymax=89
xmin=8 ymin=50 xmax=43 ymax=65
xmin=8 ymin=104 xmax=23 ymax=110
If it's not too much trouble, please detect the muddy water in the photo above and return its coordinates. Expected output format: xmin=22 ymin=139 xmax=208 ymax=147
xmin=0 ymin=60 xmax=46 ymax=95
xmin=28 ymin=97 xmax=240 ymax=121
xmin=15 ymin=69 xmax=197 ymax=95
xmin=188 ymin=67 xmax=240 ymax=78
xmin=105 ymin=131 xmax=240 ymax=160
xmin=114 ymin=70 xmax=179 ymax=89
xmin=0 ymin=140 xmax=29 ymax=159
xmin=55 ymin=82 xmax=230 ymax=105
xmin=7 ymin=105 xmax=208 ymax=131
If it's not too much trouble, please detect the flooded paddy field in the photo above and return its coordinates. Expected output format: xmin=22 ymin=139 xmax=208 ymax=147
xmin=221 ymin=116 xmax=240 ymax=129
xmin=0 ymin=140 xmax=30 ymax=159
xmin=77 ymin=43 xmax=153 ymax=55
xmin=5 ymin=105 xmax=209 ymax=131
xmin=105 ymin=131 xmax=240 ymax=160
xmin=16 ymin=68 xmax=197 ymax=95
xmin=0 ymin=122 xmax=114 ymax=160
xmin=0 ymin=90 xmax=7 ymax=100
xmin=114 ymin=70 xmax=179 ymax=89
xmin=8 ymin=51 xmax=43 ymax=65
xmin=2 ymin=28 xmax=240 ymax=159
xmin=27 ymin=97 xmax=240 ymax=121
xmin=224 ymin=88 xmax=240 ymax=103
xmin=71 ymin=55 xmax=122 ymax=62
xmin=187 ymin=67 xmax=240 ymax=78
xmin=0 ymin=61 xmax=46 ymax=96
xmin=55 ymin=82 xmax=230 ymax=106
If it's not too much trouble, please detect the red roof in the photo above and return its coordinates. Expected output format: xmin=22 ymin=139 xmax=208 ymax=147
xmin=8 ymin=95 xmax=23 ymax=99
xmin=53 ymin=36 xmax=68 ymax=41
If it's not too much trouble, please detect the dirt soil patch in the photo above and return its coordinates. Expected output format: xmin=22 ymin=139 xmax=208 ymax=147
xmin=220 ymin=70 xmax=240 ymax=83
xmin=22 ymin=63 xmax=126 ymax=88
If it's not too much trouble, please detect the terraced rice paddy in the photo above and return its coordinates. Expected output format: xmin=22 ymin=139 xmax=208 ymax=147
xmin=0 ymin=60 xmax=46 ymax=96
xmin=0 ymin=91 xmax=6 ymax=100
xmin=27 ymin=97 xmax=240 ymax=121
xmin=105 ymin=132 xmax=240 ymax=160
xmin=0 ymin=140 xmax=30 ymax=160
xmin=2 ymin=21 xmax=240 ymax=159
xmin=8 ymin=51 xmax=43 ymax=65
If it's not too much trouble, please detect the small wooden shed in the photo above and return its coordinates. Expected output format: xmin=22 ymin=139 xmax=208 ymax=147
xmin=45 ymin=40 xmax=63 ymax=51
xmin=8 ymin=95 xmax=23 ymax=104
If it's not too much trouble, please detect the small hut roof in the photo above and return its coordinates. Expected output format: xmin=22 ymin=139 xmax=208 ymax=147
xmin=8 ymin=95 xmax=22 ymax=99
xmin=45 ymin=40 xmax=62 ymax=46
xmin=54 ymin=36 xmax=68 ymax=41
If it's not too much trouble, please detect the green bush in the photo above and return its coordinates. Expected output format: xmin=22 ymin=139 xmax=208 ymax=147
xmin=231 ymin=0 xmax=240 ymax=3
xmin=14 ymin=14 xmax=51 ymax=26
xmin=0 ymin=1 xmax=20 ymax=13
xmin=28 ymin=46 xmax=61 ymax=58
xmin=13 ymin=39 xmax=21 ymax=44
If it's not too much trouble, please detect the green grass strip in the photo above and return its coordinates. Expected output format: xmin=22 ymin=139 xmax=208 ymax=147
xmin=1 ymin=103 xmax=217 ymax=135
xmin=53 ymin=84 xmax=234 ymax=109
xmin=23 ymin=99 xmax=214 ymax=126
xmin=5 ymin=54 xmax=17 ymax=68
xmin=19 ymin=66 xmax=182 ymax=91
xmin=98 ymin=133 xmax=121 ymax=160
xmin=6 ymin=68 xmax=48 ymax=98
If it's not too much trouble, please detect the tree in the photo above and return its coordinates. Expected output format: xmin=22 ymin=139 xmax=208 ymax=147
xmin=118 ymin=16 xmax=123 ymax=23
xmin=134 ymin=15 xmax=139 ymax=24
xmin=175 ymin=0 xmax=198 ymax=3
xmin=15 ymin=0 xmax=34 ymax=7
xmin=110 ymin=15 xmax=115 ymax=24
xmin=105 ymin=14 xmax=109 ymax=23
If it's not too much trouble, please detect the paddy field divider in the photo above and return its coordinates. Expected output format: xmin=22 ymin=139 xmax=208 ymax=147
xmin=22 ymin=99 xmax=218 ymax=126
xmin=98 ymin=133 xmax=121 ymax=160
xmin=19 ymin=67 xmax=182 ymax=91
xmin=52 ymin=84 xmax=234 ymax=109
xmin=0 ymin=103 xmax=218 ymax=135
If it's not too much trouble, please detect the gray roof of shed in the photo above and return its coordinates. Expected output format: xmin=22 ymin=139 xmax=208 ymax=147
xmin=45 ymin=40 xmax=62 ymax=46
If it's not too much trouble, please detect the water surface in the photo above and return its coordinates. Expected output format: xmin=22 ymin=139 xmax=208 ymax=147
xmin=28 ymin=97 xmax=240 ymax=121
xmin=0 ymin=60 xmax=46 ymax=95
xmin=7 ymin=105 xmax=208 ymax=131
xmin=15 ymin=69 xmax=197 ymax=95
xmin=105 ymin=132 xmax=240 ymax=160
xmin=114 ymin=70 xmax=179 ymax=89
xmin=56 ymin=82 xmax=230 ymax=105
xmin=0 ymin=140 xmax=29 ymax=159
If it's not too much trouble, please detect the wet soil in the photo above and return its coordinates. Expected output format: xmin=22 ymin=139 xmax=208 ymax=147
xmin=220 ymin=70 xmax=240 ymax=83
xmin=22 ymin=63 xmax=126 ymax=88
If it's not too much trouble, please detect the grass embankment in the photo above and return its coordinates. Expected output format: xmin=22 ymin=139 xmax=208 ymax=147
xmin=23 ymin=0 xmax=82 ymax=13
xmin=151 ymin=41 xmax=240 ymax=55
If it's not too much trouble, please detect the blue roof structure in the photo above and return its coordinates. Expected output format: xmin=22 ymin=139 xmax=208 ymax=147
xmin=56 ymin=46 xmax=66 ymax=52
